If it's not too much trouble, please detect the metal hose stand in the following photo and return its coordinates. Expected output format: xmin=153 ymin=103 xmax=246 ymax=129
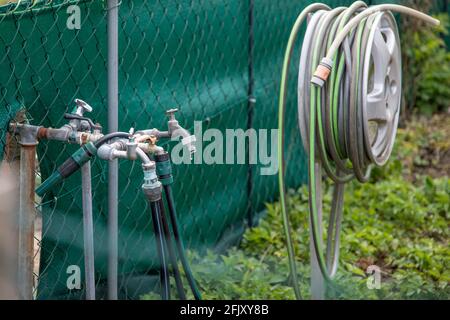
xmin=17 ymin=144 xmax=36 ymax=300
xmin=81 ymin=162 xmax=95 ymax=300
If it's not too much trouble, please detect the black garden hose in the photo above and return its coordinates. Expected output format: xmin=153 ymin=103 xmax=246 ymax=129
xmin=164 ymin=184 xmax=202 ymax=300
xmin=157 ymin=199 xmax=187 ymax=300
xmin=149 ymin=200 xmax=170 ymax=300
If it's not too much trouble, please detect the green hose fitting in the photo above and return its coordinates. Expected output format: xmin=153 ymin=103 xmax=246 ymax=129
xmin=35 ymin=171 xmax=63 ymax=197
xmin=36 ymin=142 xmax=97 ymax=197
xmin=155 ymin=152 xmax=173 ymax=186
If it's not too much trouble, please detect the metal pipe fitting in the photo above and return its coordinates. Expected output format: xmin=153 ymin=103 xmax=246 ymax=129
xmin=96 ymin=140 xmax=126 ymax=161
xmin=97 ymin=139 xmax=153 ymax=164
xmin=43 ymin=126 xmax=72 ymax=142
xmin=137 ymin=142 xmax=165 ymax=155
xmin=126 ymin=138 xmax=138 ymax=161
xmin=76 ymin=130 xmax=104 ymax=145
xmin=136 ymin=146 xmax=152 ymax=165
xmin=134 ymin=128 xmax=170 ymax=139
xmin=9 ymin=122 xmax=40 ymax=146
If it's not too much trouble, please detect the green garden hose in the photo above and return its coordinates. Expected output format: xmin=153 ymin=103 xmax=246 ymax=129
xmin=277 ymin=1 xmax=440 ymax=298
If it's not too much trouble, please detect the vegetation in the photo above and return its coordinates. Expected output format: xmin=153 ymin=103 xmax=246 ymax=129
xmin=143 ymin=114 xmax=449 ymax=300
xmin=400 ymin=1 xmax=450 ymax=115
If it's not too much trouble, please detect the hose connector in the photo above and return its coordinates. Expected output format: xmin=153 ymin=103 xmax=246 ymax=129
xmin=311 ymin=57 xmax=333 ymax=87
xmin=142 ymin=162 xmax=162 ymax=202
xmin=35 ymin=171 xmax=63 ymax=198
xmin=155 ymin=152 xmax=173 ymax=186
xmin=36 ymin=142 xmax=97 ymax=197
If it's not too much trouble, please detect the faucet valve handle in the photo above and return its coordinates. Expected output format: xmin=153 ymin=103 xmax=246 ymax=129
xmin=74 ymin=99 xmax=93 ymax=116
xmin=165 ymin=108 xmax=179 ymax=120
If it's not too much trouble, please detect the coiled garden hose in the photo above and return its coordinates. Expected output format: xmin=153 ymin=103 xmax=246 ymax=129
xmin=277 ymin=2 xmax=439 ymax=298
xmin=149 ymin=200 xmax=171 ymax=300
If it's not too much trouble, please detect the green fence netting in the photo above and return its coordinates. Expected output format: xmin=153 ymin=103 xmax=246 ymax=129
xmin=0 ymin=0 xmax=446 ymax=299
xmin=0 ymin=0 xmax=309 ymax=299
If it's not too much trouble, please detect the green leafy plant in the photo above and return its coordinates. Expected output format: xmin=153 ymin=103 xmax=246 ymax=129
xmin=401 ymin=2 xmax=450 ymax=115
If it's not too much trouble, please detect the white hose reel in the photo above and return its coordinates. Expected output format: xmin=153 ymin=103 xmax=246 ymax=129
xmin=362 ymin=12 xmax=401 ymax=166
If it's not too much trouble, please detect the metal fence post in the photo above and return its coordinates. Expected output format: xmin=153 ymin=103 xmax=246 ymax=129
xmin=81 ymin=162 xmax=95 ymax=300
xmin=18 ymin=139 xmax=37 ymax=300
xmin=1 ymin=132 xmax=21 ymax=299
xmin=107 ymin=0 xmax=119 ymax=300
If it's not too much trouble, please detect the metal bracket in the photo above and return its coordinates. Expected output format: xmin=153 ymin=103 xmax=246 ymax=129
xmin=9 ymin=122 xmax=40 ymax=147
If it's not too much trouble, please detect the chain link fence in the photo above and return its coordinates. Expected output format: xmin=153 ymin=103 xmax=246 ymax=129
xmin=0 ymin=0 xmax=446 ymax=300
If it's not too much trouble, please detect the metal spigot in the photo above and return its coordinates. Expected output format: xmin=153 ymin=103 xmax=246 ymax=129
xmin=165 ymin=108 xmax=196 ymax=156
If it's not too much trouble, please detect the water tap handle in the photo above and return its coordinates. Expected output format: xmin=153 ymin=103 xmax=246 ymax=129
xmin=74 ymin=99 xmax=93 ymax=116
xmin=63 ymin=113 xmax=102 ymax=131
xmin=165 ymin=108 xmax=179 ymax=121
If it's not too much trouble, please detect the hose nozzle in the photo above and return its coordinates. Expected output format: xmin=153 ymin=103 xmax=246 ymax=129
xmin=36 ymin=142 xmax=97 ymax=197
xmin=36 ymin=171 xmax=63 ymax=197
